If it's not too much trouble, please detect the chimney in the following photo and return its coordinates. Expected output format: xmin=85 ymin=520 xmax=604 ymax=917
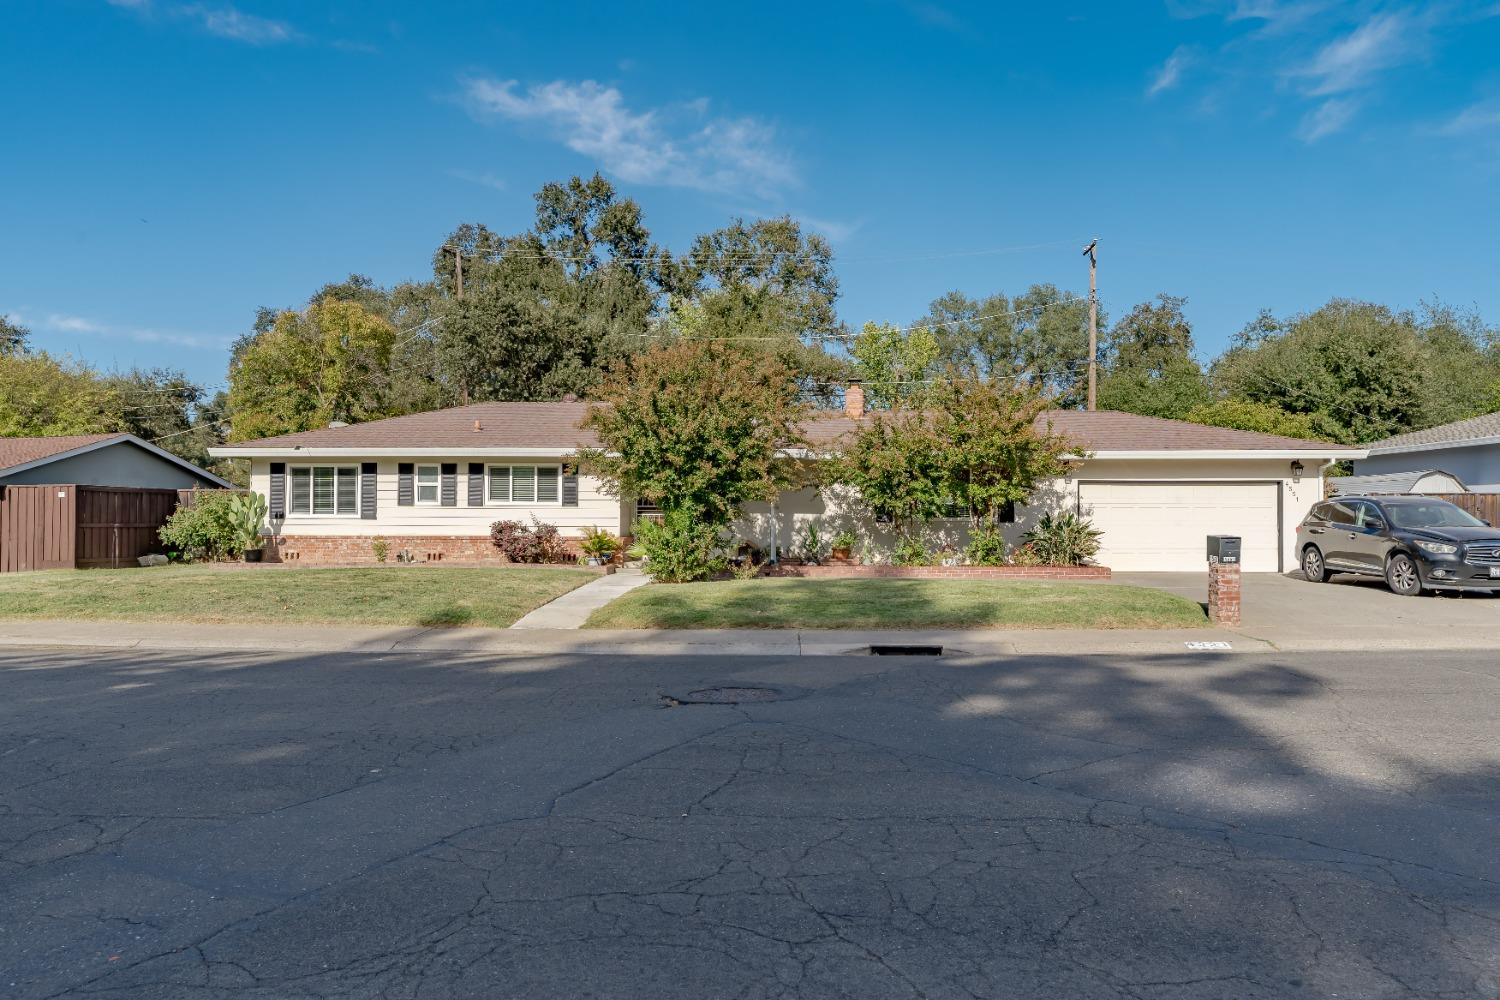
xmin=844 ymin=381 xmax=865 ymax=420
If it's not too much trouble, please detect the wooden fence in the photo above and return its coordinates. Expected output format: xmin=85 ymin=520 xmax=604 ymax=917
xmin=1432 ymin=493 xmax=1500 ymax=526
xmin=0 ymin=485 xmax=187 ymax=572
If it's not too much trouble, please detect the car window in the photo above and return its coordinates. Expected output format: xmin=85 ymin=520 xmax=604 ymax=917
xmin=1385 ymin=501 xmax=1486 ymax=530
xmin=1320 ymin=501 xmax=1358 ymax=526
xmin=1354 ymin=502 xmax=1386 ymax=530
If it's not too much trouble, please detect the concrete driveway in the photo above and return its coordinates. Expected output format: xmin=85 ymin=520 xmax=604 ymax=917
xmin=1116 ymin=570 xmax=1499 ymax=648
xmin=4 ymin=643 xmax=1499 ymax=998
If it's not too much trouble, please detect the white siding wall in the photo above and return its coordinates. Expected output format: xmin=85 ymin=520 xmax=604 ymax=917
xmin=732 ymin=457 xmax=1321 ymax=570
xmin=249 ymin=458 xmax=630 ymax=538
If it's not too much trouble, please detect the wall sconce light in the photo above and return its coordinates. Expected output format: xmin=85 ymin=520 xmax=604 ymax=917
xmin=1290 ymin=460 xmax=1305 ymax=483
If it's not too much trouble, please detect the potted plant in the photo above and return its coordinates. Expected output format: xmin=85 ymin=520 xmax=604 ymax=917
xmin=227 ymin=492 xmax=269 ymax=563
xmin=829 ymin=529 xmax=857 ymax=563
xmin=579 ymin=525 xmax=620 ymax=568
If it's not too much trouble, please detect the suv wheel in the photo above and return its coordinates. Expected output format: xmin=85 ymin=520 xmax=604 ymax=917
xmin=1385 ymin=553 xmax=1422 ymax=597
xmin=1301 ymin=546 xmax=1330 ymax=583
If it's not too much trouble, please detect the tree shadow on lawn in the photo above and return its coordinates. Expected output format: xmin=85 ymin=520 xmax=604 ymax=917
xmin=1 ymin=643 xmax=1496 ymax=997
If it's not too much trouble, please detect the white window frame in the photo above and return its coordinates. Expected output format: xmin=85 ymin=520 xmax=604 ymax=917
xmin=288 ymin=464 xmax=361 ymax=518
xmin=485 ymin=464 xmax=563 ymax=506
xmin=415 ymin=464 xmax=441 ymax=506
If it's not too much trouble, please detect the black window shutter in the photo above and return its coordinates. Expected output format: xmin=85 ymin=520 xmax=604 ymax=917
xmin=561 ymin=466 xmax=579 ymax=507
xmin=397 ymin=463 xmax=414 ymax=506
xmin=467 ymin=463 xmax=484 ymax=506
xmin=268 ymin=463 xmax=286 ymax=519
xmin=360 ymin=463 xmax=377 ymax=519
xmin=440 ymin=463 xmax=458 ymax=507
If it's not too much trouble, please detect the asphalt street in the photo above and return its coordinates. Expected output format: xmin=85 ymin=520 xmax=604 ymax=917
xmin=3 ymin=642 xmax=1498 ymax=998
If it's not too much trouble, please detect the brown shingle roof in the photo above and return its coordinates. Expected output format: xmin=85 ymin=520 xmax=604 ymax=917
xmin=0 ymin=434 xmax=127 ymax=473
xmin=216 ymin=403 xmax=1347 ymax=454
xmin=1365 ymin=410 xmax=1500 ymax=454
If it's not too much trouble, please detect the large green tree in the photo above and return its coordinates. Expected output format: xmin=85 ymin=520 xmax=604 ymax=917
xmin=913 ymin=284 xmax=1098 ymax=407
xmin=833 ymin=376 xmax=1074 ymax=532
xmin=576 ymin=341 xmax=808 ymax=526
xmin=227 ymin=300 xmax=395 ymax=441
xmin=0 ymin=353 xmax=122 ymax=436
xmin=1211 ymin=300 xmax=1433 ymax=443
xmin=1097 ymin=294 xmax=1210 ymax=419
xmin=1 ymin=315 xmax=29 ymax=355
xmin=849 ymin=321 xmax=940 ymax=408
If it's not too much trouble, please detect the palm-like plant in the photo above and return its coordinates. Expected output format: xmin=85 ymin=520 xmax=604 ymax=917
xmin=1022 ymin=511 xmax=1102 ymax=566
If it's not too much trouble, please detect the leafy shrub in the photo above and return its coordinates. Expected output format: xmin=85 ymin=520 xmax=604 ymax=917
xmin=963 ymin=524 xmax=1008 ymax=566
xmin=798 ymin=522 xmax=822 ymax=563
xmin=633 ymin=509 xmax=728 ymax=583
xmin=891 ymin=533 xmax=931 ymax=567
xmin=1023 ymin=511 xmax=1102 ymax=566
xmin=1009 ymin=542 xmax=1044 ymax=566
xmin=830 ymin=528 xmax=857 ymax=551
xmin=159 ymin=490 xmax=244 ymax=561
xmin=371 ymin=538 xmax=389 ymax=563
xmin=579 ymin=525 xmax=619 ymax=562
xmin=489 ymin=517 xmax=571 ymax=563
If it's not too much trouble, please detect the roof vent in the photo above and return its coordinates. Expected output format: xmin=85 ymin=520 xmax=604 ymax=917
xmin=473 ymin=419 xmax=482 ymax=432
xmin=328 ymin=421 xmax=348 ymax=429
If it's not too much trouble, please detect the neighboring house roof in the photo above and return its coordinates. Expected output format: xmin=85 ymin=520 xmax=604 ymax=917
xmin=1328 ymin=470 xmax=1468 ymax=496
xmin=211 ymin=403 xmax=1364 ymax=459
xmin=0 ymin=433 xmax=232 ymax=487
xmin=1364 ymin=411 xmax=1500 ymax=456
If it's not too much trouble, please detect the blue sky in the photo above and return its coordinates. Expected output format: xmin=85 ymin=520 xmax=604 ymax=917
xmin=3 ymin=0 xmax=1499 ymax=389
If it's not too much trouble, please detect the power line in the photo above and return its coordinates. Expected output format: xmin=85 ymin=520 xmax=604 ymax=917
xmin=439 ymin=237 xmax=1088 ymax=267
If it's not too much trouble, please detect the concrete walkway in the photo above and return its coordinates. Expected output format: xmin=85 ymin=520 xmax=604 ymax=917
xmin=510 ymin=568 xmax=650 ymax=629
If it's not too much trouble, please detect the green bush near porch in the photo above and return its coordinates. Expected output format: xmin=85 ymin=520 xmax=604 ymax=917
xmin=0 ymin=565 xmax=596 ymax=629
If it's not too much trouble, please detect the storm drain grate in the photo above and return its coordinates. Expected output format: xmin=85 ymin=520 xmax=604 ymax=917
xmin=866 ymin=644 xmax=944 ymax=656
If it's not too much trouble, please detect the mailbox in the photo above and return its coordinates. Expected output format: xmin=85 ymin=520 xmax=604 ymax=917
xmin=1207 ymin=535 xmax=1241 ymax=564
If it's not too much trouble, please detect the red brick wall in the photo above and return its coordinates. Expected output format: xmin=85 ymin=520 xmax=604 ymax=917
xmin=266 ymin=535 xmax=583 ymax=565
xmin=1207 ymin=561 xmax=1241 ymax=625
xmin=761 ymin=564 xmax=1110 ymax=580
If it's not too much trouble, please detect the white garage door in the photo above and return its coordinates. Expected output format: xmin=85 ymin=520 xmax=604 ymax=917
xmin=1077 ymin=481 xmax=1281 ymax=572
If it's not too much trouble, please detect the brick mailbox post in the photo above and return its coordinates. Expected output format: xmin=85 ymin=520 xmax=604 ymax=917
xmin=1206 ymin=535 xmax=1241 ymax=627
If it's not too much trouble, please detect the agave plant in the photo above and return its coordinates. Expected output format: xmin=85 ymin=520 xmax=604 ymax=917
xmin=1022 ymin=511 xmax=1102 ymax=566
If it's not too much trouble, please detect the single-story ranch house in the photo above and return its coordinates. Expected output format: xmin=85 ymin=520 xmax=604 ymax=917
xmin=210 ymin=395 xmax=1365 ymax=572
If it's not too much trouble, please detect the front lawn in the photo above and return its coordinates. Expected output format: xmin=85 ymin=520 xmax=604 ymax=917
xmin=583 ymin=578 xmax=1209 ymax=630
xmin=0 ymin=565 xmax=596 ymax=629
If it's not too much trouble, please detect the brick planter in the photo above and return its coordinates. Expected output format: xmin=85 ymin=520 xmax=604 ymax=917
xmin=266 ymin=535 xmax=584 ymax=566
xmin=759 ymin=564 xmax=1110 ymax=580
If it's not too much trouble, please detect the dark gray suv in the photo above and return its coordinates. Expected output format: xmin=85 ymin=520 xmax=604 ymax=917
xmin=1297 ymin=496 xmax=1500 ymax=596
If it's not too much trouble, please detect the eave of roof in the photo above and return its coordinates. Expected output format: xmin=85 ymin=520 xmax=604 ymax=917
xmin=3 ymin=434 xmax=232 ymax=487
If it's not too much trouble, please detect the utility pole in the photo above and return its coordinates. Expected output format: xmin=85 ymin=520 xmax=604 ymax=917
xmin=450 ymin=245 xmax=468 ymax=406
xmin=1083 ymin=239 xmax=1098 ymax=411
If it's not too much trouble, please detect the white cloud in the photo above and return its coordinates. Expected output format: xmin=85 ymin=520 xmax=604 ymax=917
xmin=1148 ymin=46 xmax=1194 ymax=97
xmin=1289 ymin=13 xmax=1419 ymax=96
xmin=1298 ymin=97 xmax=1359 ymax=142
xmin=179 ymin=4 xmax=296 ymax=44
xmin=461 ymin=77 xmax=796 ymax=197
xmin=106 ymin=1 xmax=298 ymax=45
xmin=39 ymin=313 xmax=229 ymax=350
xmin=1437 ymin=98 xmax=1500 ymax=135
xmin=446 ymin=168 xmax=508 ymax=192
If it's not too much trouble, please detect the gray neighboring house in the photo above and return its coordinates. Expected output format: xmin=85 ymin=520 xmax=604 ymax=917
xmin=0 ymin=434 xmax=229 ymax=489
xmin=1328 ymin=470 xmax=1467 ymax=496
xmin=1355 ymin=412 xmax=1500 ymax=493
